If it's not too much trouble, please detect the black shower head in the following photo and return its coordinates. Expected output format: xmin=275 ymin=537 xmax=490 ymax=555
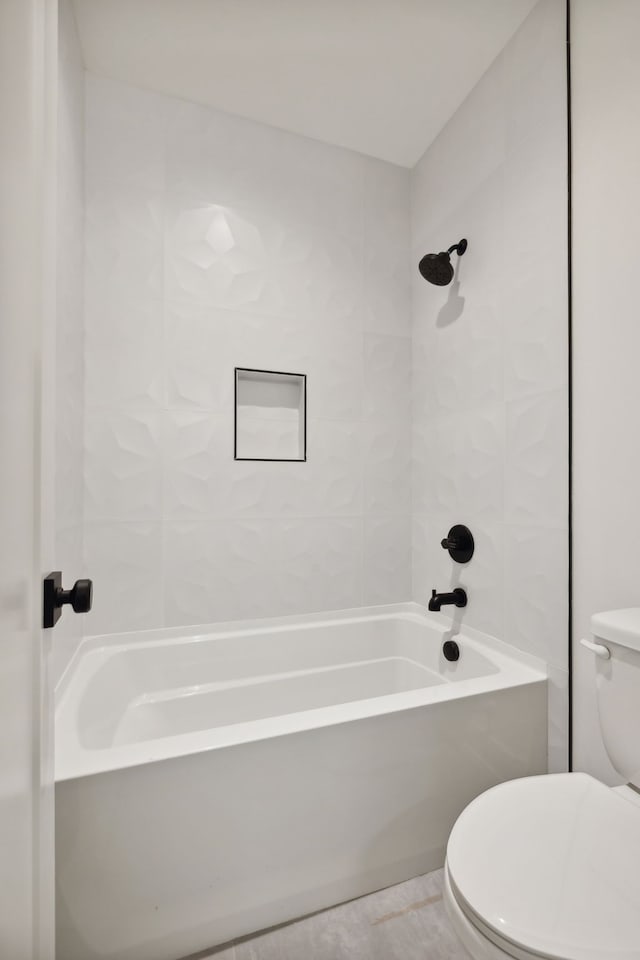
xmin=418 ymin=238 xmax=468 ymax=286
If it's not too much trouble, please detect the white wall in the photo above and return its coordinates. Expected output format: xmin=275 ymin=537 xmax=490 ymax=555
xmin=83 ymin=75 xmax=412 ymax=635
xmin=572 ymin=0 xmax=640 ymax=783
xmin=410 ymin=0 xmax=569 ymax=770
xmin=54 ymin=0 xmax=85 ymax=682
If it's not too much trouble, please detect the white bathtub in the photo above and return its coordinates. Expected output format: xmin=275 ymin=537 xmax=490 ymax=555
xmin=55 ymin=602 xmax=547 ymax=960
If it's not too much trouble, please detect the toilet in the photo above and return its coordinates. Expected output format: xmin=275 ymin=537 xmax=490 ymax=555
xmin=443 ymin=609 xmax=640 ymax=960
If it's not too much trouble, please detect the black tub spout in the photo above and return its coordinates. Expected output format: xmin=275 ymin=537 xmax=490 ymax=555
xmin=428 ymin=588 xmax=467 ymax=612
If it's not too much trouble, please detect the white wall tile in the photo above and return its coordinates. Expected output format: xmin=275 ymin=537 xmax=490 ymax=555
xmin=503 ymin=297 xmax=568 ymax=403
xmin=410 ymin=0 xmax=568 ymax=772
xmin=165 ymin=303 xmax=230 ymax=411
xmin=226 ymin=461 xmax=303 ymax=519
xmin=504 ymin=524 xmax=568 ymax=670
xmin=84 ymin=521 xmax=164 ymax=634
xmin=308 ymin=331 xmax=364 ymax=422
xmin=85 ymin=182 xmax=164 ymax=303
xmin=364 ymin=335 xmax=411 ymax=422
xmin=84 ymin=75 xmax=411 ymax=635
xmin=363 ymin=421 xmax=411 ymax=515
xmin=84 ymin=410 xmax=164 ymax=522
xmin=413 ymin=406 xmax=505 ymax=521
xmin=163 ymin=518 xmax=269 ymax=625
xmin=430 ymin=298 xmax=504 ymax=417
xmin=276 ymin=518 xmax=363 ymax=615
xmin=163 ymin=412 xmax=230 ymax=518
xmin=304 ymin=420 xmax=363 ymax=517
xmin=505 ymin=389 xmax=568 ymax=530
xmin=85 ymin=296 xmax=164 ymax=410
xmin=364 ymin=516 xmax=411 ymax=605
xmin=163 ymin=517 xmax=363 ymax=626
xmin=164 ymin=197 xmax=278 ymax=313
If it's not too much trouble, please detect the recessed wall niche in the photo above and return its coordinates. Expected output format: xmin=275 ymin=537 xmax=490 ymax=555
xmin=234 ymin=368 xmax=307 ymax=462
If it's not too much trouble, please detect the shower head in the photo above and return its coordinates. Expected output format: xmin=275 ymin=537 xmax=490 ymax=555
xmin=418 ymin=238 xmax=467 ymax=286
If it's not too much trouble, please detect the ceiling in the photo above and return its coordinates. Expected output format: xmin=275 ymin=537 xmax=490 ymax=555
xmin=72 ymin=0 xmax=538 ymax=168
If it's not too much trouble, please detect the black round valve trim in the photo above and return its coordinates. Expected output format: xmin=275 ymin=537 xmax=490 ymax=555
xmin=440 ymin=524 xmax=474 ymax=563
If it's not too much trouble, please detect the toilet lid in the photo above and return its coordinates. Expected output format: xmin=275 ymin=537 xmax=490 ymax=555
xmin=447 ymin=773 xmax=640 ymax=960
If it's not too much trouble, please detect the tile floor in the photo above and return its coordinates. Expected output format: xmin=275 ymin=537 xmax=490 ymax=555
xmin=196 ymin=869 xmax=470 ymax=959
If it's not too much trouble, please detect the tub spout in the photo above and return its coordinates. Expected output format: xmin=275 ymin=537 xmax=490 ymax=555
xmin=428 ymin=588 xmax=467 ymax=611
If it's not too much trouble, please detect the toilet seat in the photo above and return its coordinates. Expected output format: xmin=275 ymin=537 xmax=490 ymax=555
xmin=445 ymin=773 xmax=640 ymax=960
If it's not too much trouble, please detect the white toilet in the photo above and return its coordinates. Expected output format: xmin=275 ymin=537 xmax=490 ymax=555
xmin=443 ymin=608 xmax=640 ymax=960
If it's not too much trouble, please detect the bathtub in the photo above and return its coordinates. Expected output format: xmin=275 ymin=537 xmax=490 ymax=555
xmin=55 ymin=602 xmax=547 ymax=960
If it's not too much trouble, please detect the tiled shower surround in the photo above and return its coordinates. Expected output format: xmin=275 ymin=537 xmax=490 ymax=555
xmin=411 ymin=0 xmax=569 ymax=769
xmin=83 ymin=74 xmax=412 ymax=635
xmin=73 ymin=2 xmax=567 ymax=759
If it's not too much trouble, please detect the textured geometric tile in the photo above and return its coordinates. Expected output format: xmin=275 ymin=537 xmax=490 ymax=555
xmin=163 ymin=517 xmax=363 ymax=626
xmin=226 ymin=461 xmax=301 ymax=519
xmin=413 ymin=405 xmax=504 ymax=521
xmin=84 ymin=409 xmax=163 ymax=522
xmin=81 ymin=76 xmax=423 ymax=638
xmin=85 ymin=296 xmax=164 ymax=410
xmin=164 ymin=198 xmax=280 ymax=312
xmin=364 ymin=335 xmax=411 ymax=423
xmin=275 ymin=518 xmax=363 ymax=615
xmin=363 ymin=421 xmax=411 ymax=515
xmin=432 ymin=301 xmax=503 ymax=416
xmin=165 ymin=302 xmax=231 ymax=410
xmin=208 ymin=419 xmax=365 ymax=520
xmin=163 ymin=519 xmax=260 ymax=626
xmin=308 ymin=331 xmax=364 ymax=422
xmin=83 ymin=521 xmax=164 ymax=635
xmin=505 ymin=389 xmax=568 ymax=530
xmin=163 ymin=411 xmax=230 ymax=518
xmin=304 ymin=420 xmax=364 ymax=517
xmin=364 ymin=516 xmax=412 ymax=605
xmin=503 ymin=296 xmax=567 ymax=404
xmin=504 ymin=524 xmax=568 ymax=669
xmin=85 ymin=181 xmax=164 ymax=303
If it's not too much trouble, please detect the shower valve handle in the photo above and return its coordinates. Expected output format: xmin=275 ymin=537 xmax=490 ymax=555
xmin=440 ymin=525 xmax=475 ymax=564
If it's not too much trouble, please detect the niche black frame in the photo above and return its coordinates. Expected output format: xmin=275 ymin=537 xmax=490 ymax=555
xmin=233 ymin=367 xmax=308 ymax=462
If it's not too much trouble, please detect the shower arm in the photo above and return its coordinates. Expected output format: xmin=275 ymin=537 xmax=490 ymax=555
xmin=447 ymin=239 xmax=468 ymax=257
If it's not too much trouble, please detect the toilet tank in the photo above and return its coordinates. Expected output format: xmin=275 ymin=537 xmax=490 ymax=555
xmin=590 ymin=609 xmax=640 ymax=786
